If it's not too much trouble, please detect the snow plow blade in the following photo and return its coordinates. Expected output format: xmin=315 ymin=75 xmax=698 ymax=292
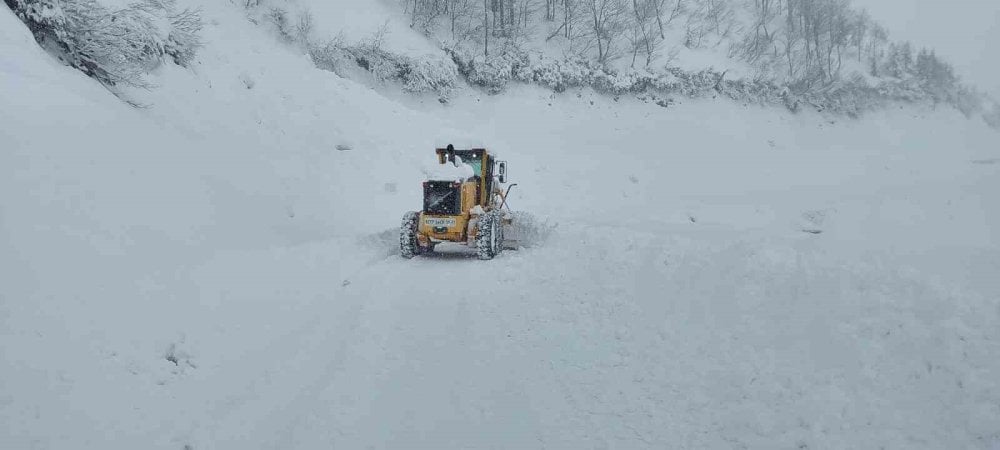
xmin=501 ymin=211 xmax=550 ymax=250
xmin=502 ymin=215 xmax=521 ymax=250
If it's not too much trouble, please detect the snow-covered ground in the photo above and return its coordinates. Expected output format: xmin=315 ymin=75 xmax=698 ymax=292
xmin=2 ymin=2 xmax=999 ymax=449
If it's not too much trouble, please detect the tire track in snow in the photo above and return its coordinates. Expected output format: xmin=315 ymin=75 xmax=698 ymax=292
xmin=206 ymin=245 xmax=424 ymax=449
xmin=269 ymin=249 xmax=547 ymax=448
xmin=195 ymin=301 xmax=365 ymax=449
xmin=258 ymin=255 xmax=411 ymax=449
xmin=184 ymin=243 xmax=397 ymax=449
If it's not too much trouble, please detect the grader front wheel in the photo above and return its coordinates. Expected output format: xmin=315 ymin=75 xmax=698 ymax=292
xmin=400 ymin=211 xmax=421 ymax=259
xmin=476 ymin=211 xmax=504 ymax=260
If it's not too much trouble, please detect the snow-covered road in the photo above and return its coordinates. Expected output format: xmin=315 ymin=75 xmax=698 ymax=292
xmin=157 ymin=194 xmax=1000 ymax=449
xmin=3 ymin=3 xmax=999 ymax=447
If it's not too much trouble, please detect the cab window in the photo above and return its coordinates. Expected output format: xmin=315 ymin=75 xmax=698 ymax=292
xmin=459 ymin=154 xmax=483 ymax=177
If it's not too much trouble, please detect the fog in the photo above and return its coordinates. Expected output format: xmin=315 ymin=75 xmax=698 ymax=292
xmin=853 ymin=0 xmax=1000 ymax=98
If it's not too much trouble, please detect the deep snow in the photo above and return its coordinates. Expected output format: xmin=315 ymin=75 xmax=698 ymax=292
xmin=2 ymin=1 xmax=1000 ymax=449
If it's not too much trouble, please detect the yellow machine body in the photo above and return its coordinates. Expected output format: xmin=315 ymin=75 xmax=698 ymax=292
xmin=400 ymin=146 xmax=513 ymax=260
xmin=417 ymin=181 xmax=478 ymax=244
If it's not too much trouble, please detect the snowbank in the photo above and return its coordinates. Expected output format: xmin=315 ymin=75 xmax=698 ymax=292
xmin=421 ymin=158 xmax=474 ymax=182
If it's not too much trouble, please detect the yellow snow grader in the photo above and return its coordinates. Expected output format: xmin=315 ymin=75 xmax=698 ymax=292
xmin=400 ymin=145 xmax=517 ymax=260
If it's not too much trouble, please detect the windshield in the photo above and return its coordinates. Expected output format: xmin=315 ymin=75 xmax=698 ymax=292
xmin=424 ymin=182 xmax=461 ymax=215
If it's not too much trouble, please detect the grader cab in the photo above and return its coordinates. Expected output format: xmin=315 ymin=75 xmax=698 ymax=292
xmin=400 ymin=145 xmax=517 ymax=260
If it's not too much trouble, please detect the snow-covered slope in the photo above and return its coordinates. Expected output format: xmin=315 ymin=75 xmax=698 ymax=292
xmin=2 ymin=2 xmax=1000 ymax=449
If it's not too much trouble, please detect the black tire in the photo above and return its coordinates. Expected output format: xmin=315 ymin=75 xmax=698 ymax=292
xmin=400 ymin=211 xmax=421 ymax=259
xmin=476 ymin=211 xmax=504 ymax=260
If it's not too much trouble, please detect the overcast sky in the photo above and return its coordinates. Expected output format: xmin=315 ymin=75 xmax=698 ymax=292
xmin=851 ymin=0 xmax=1000 ymax=98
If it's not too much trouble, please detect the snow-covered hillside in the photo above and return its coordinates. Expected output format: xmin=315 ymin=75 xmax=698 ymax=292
xmin=2 ymin=1 xmax=999 ymax=449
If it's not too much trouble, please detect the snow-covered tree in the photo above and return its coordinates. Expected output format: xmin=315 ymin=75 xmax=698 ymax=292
xmin=625 ymin=0 xmax=664 ymax=67
xmin=8 ymin=0 xmax=203 ymax=88
xmin=379 ymin=0 xmax=979 ymax=117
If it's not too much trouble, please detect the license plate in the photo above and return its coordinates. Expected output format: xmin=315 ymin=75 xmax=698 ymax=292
xmin=424 ymin=217 xmax=456 ymax=227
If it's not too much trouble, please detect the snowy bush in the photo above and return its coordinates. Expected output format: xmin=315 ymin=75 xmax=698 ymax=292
xmin=9 ymin=0 xmax=203 ymax=87
xmin=351 ymin=47 xmax=457 ymax=95
xmin=164 ymin=1 xmax=202 ymax=67
xmin=308 ymin=38 xmax=457 ymax=96
xmin=264 ymin=7 xmax=294 ymax=43
xmin=58 ymin=0 xmax=165 ymax=87
xmin=984 ymin=103 xmax=1000 ymax=130
xmin=307 ymin=38 xmax=348 ymax=74
xmin=294 ymin=10 xmax=314 ymax=45
xmin=399 ymin=55 xmax=458 ymax=94
xmin=460 ymin=50 xmax=531 ymax=93
xmin=444 ymin=46 xmax=987 ymax=117
xmin=952 ymin=87 xmax=985 ymax=119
